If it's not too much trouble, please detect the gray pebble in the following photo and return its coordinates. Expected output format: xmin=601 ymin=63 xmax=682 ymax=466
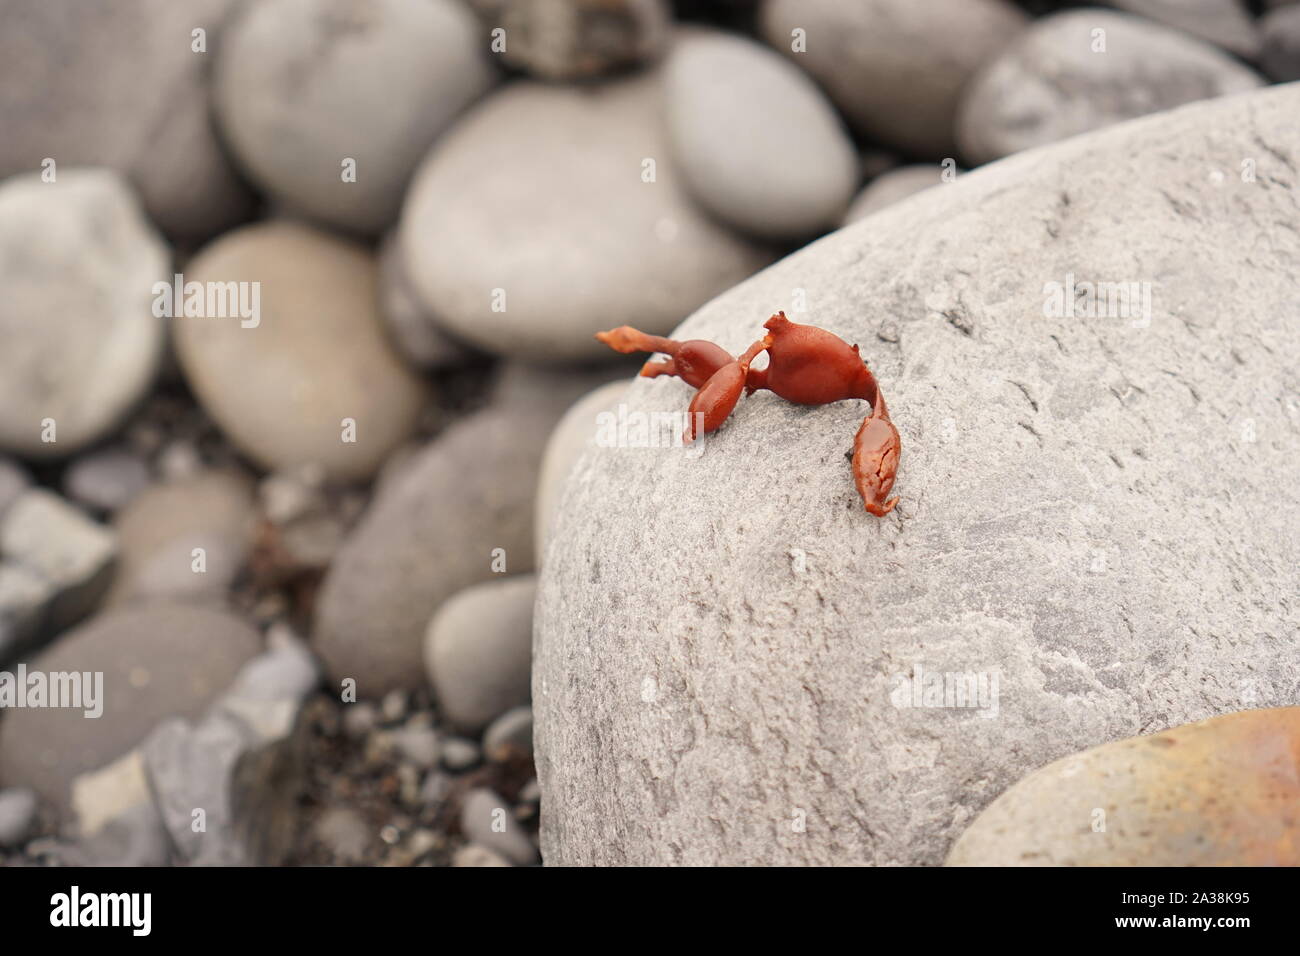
xmin=1108 ymin=0 xmax=1260 ymax=59
xmin=759 ymin=0 xmax=1028 ymax=157
xmin=425 ymin=576 xmax=535 ymax=733
xmin=64 ymin=446 xmax=151 ymax=513
xmin=441 ymin=737 xmax=481 ymax=772
xmin=381 ymin=689 xmax=408 ymax=724
xmin=665 ymin=29 xmax=857 ymax=239
xmin=398 ymin=73 xmax=774 ymax=362
xmin=460 ymin=788 xmax=537 ymax=866
xmin=957 ymin=10 xmax=1262 ymax=164
xmin=419 ymin=771 xmax=454 ymax=806
xmin=1 ymin=489 xmax=116 ymax=635
xmin=0 ymin=170 xmax=168 ymax=459
xmin=314 ymin=807 xmax=372 ymax=864
xmin=214 ymin=0 xmax=497 ymax=234
xmin=483 ymin=706 xmax=534 ymax=761
xmin=341 ymin=702 xmax=380 ymax=740
xmin=392 ymin=724 xmax=442 ymax=770
xmin=0 ymin=788 xmax=38 ymax=847
xmin=105 ymin=469 xmax=255 ymax=607
xmin=452 ymin=843 xmax=512 ymax=867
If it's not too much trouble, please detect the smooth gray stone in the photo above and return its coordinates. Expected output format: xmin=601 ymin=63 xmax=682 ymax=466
xmin=665 ymin=30 xmax=856 ymax=239
xmin=425 ymin=577 xmax=535 ymax=734
xmin=1107 ymin=0 xmax=1260 ymax=59
xmin=399 ymin=74 xmax=776 ymax=362
xmin=0 ymin=0 xmax=252 ymax=241
xmin=759 ymin=0 xmax=1028 ymax=157
xmin=214 ymin=0 xmax=497 ymax=235
xmin=0 ymin=170 xmax=168 ymax=459
xmin=460 ymin=788 xmax=537 ymax=865
xmin=957 ymin=10 xmax=1263 ymax=165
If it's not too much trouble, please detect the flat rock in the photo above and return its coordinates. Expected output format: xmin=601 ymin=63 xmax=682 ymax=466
xmin=143 ymin=634 xmax=319 ymax=865
xmin=759 ymin=0 xmax=1028 ymax=157
xmin=533 ymin=85 xmax=1300 ymax=865
xmin=1107 ymin=0 xmax=1260 ymax=59
xmin=947 ymin=708 xmax=1300 ymax=865
xmin=0 ymin=0 xmax=252 ymax=241
xmin=844 ymin=165 xmax=954 ymax=225
xmin=425 ymin=577 xmax=536 ymax=734
xmin=1 ymin=489 xmax=116 ymax=636
xmin=0 ymin=170 xmax=168 ymax=459
xmin=665 ymin=30 xmax=856 ymax=239
xmin=175 ymin=222 xmax=428 ymax=482
xmin=0 ymin=604 xmax=261 ymax=815
xmin=399 ymin=74 xmax=775 ymax=362
xmin=315 ymin=368 xmax=618 ymax=697
xmin=106 ymin=469 xmax=256 ymax=607
xmin=474 ymin=0 xmax=672 ymax=80
xmin=957 ymin=10 xmax=1263 ymax=165
xmin=215 ymin=0 xmax=497 ymax=235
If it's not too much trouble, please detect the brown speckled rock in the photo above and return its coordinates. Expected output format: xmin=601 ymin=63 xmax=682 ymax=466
xmin=946 ymin=708 xmax=1300 ymax=866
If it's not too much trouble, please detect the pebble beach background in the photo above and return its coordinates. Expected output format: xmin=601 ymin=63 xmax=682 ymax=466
xmin=0 ymin=0 xmax=1297 ymax=867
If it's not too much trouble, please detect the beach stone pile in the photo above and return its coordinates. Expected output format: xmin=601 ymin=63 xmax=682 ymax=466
xmin=0 ymin=0 xmax=1295 ymax=868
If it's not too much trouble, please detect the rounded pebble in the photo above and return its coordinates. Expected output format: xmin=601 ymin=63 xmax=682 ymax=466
xmin=215 ymin=0 xmax=498 ymax=235
xmin=665 ymin=30 xmax=857 ymax=239
xmin=0 ymin=170 xmax=167 ymax=459
xmin=174 ymin=222 xmax=428 ymax=482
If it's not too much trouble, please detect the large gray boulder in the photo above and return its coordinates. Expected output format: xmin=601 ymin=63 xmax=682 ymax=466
xmin=533 ymin=85 xmax=1300 ymax=866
